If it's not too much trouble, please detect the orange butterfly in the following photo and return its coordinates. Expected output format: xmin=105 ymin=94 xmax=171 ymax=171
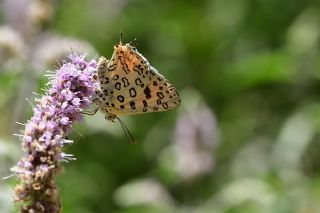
xmin=90 ymin=38 xmax=181 ymax=143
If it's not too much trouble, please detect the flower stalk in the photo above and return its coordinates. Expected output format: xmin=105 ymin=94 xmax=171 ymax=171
xmin=11 ymin=54 xmax=97 ymax=213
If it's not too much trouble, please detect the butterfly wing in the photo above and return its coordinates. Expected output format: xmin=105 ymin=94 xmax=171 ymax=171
xmin=123 ymin=65 xmax=180 ymax=114
xmin=97 ymin=43 xmax=180 ymax=116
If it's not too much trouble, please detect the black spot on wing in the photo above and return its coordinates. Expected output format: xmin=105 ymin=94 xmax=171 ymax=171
xmin=130 ymin=101 xmax=136 ymax=110
xmin=135 ymin=78 xmax=142 ymax=86
xmin=157 ymin=92 xmax=164 ymax=99
xmin=103 ymin=89 xmax=108 ymax=96
xmin=162 ymin=102 xmax=168 ymax=109
xmin=144 ymin=86 xmax=152 ymax=99
xmin=122 ymin=77 xmax=129 ymax=87
xmin=108 ymin=64 xmax=117 ymax=71
xmin=143 ymin=100 xmax=148 ymax=107
xmin=117 ymin=95 xmax=124 ymax=103
xmin=115 ymin=82 xmax=121 ymax=90
xmin=129 ymin=88 xmax=137 ymax=98
xmin=123 ymin=64 xmax=130 ymax=74
xmin=133 ymin=64 xmax=144 ymax=75
xmin=112 ymin=75 xmax=119 ymax=80
xmin=135 ymin=78 xmax=145 ymax=88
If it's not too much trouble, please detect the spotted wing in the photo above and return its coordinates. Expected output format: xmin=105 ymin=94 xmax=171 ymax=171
xmin=98 ymin=44 xmax=180 ymax=116
xmin=120 ymin=65 xmax=180 ymax=114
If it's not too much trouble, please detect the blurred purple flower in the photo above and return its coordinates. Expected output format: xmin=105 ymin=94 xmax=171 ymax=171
xmin=11 ymin=53 xmax=97 ymax=213
xmin=173 ymin=90 xmax=219 ymax=180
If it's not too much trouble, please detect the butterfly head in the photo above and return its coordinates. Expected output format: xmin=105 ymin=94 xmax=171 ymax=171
xmin=113 ymin=43 xmax=140 ymax=61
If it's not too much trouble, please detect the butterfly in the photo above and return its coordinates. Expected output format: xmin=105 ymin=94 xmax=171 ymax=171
xmin=91 ymin=40 xmax=181 ymax=143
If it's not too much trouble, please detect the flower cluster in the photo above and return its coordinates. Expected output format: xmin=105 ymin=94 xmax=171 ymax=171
xmin=11 ymin=54 xmax=97 ymax=213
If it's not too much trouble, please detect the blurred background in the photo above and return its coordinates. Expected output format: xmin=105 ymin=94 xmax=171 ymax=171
xmin=1 ymin=0 xmax=320 ymax=212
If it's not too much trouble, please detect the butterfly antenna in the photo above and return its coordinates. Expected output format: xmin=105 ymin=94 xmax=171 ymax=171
xmin=120 ymin=32 xmax=123 ymax=45
xmin=115 ymin=117 xmax=137 ymax=144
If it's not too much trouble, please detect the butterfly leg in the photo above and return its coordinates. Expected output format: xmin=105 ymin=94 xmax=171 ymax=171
xmin=81 ymin=106 xmax=99 ymax=115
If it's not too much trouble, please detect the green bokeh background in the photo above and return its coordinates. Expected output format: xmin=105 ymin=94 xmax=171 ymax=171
xmin=1 ymin=0 xmax=320 ymax=212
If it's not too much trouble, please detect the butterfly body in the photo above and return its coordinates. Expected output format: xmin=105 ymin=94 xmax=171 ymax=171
xmin=95 ymin=43 xmax=180 ymax=121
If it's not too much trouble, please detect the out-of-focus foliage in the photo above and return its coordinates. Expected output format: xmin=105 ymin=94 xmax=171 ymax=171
xmin=1 ymin=0 xmax=320 ymax=212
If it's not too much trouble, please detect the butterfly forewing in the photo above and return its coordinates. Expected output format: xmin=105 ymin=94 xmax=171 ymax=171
xmin=96 ymin=43 xmax=180 ymax=118
xmin=129 ymin=66 xmax=180 ymax=113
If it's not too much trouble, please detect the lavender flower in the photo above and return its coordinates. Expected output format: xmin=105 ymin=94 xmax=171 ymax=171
xmin=11 ymin=53 xmax=97 ymax=213
xmin=158 ymin=88 xmax=219 ymax=181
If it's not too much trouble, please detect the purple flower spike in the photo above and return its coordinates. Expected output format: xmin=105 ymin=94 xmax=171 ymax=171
xmin=12 ymin=53 xmax=97 ymax=213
